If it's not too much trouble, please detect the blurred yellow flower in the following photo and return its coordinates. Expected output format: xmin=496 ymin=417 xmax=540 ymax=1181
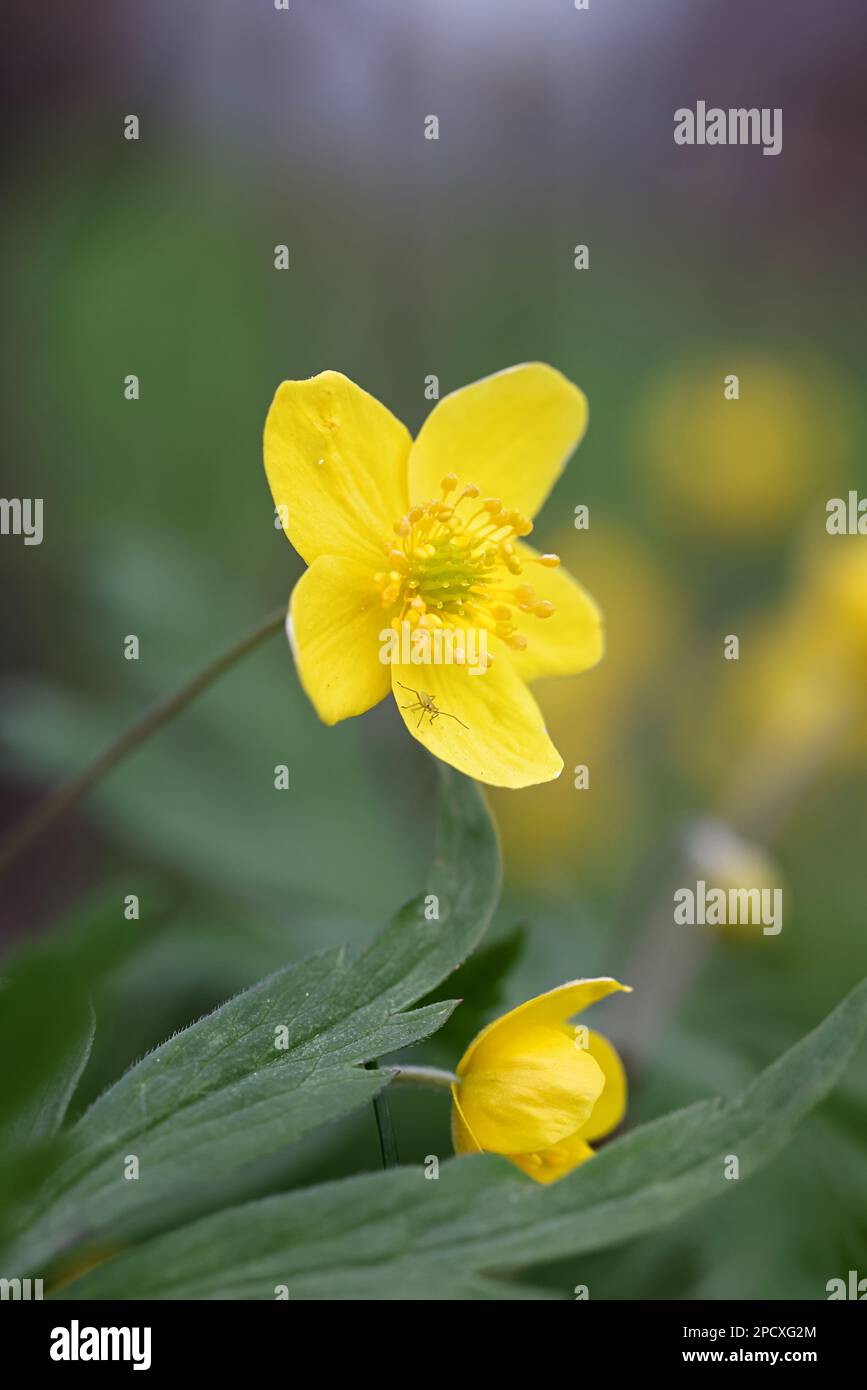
xmin=682 ymin=818 xmax=784 ymax=944
xmin=491 ymin=525 xmax=682 ymax=881
xmin=264 ymin=365 xmax=602 ymax=788
xmin=677 ymin=536 xmax=867 ymax=828
xmin=808 ymin=538 xmax=867 ymax=674
xmin=451 ymin=977 xmax=630 ymax=1184
xmin=756 ymin=540 xmax=867 ymax=746
xmin=637 ymin=357 xmax=848 ymax=536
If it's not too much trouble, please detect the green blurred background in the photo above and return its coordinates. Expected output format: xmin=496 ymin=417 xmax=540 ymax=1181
xmin=2 ymin=0 xmax=866 ymax=1299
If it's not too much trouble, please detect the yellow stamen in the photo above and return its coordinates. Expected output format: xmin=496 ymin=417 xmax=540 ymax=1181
xmin=375 ymin=477 xmax=556 ymax=650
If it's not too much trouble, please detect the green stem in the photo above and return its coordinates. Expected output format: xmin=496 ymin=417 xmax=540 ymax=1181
xmin=365 ymin=1061 xmax=400 ymax=1167
xmin=0 ymin=606 xmax=286 ymax=876
xmin=386 ymin=1065 xmax=458 ymax=1090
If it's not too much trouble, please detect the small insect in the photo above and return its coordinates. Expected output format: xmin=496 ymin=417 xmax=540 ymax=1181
xmin=397 ymin=682 xmax=469 ymax=731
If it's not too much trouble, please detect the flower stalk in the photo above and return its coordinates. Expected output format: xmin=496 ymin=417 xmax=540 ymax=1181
xmin=386 ymin=1065 xmax=458 ymax=1090
xmin=0 ymin=606 xmax=286 ymax=876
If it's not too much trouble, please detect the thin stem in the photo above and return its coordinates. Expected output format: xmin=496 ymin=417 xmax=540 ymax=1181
xmin=365 ymin=1061 xmax=400 ymax=1167
xmin=0 ymin=606 xmax=286 ymax=876
xmin=386 ymin=1065 xmax=458 ymax=1090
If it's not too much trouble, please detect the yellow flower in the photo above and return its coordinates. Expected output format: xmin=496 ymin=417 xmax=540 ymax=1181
xmin=263 ymin=365 xmax=602 ymax=788
xmin=710 ymin=537 xmax=867 ymax=804
xmin=637 ymin=356 xmax=847 ymax=536
xmin=451 ymin=978 xmax=631 ymax=1183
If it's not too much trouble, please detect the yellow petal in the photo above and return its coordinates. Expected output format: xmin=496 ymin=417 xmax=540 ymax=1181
xmin=510 ymin=1132 xmax=596 ymax=1185
xmin=390 ymin=658 xmax=562 ymax=789
xmin=574 ymin=1029 xmax=627 ymax=1143
xmin=457 ymin=977 xmax=631 ymax=1075
xmin=457 ymin=1024 xmax=604 ymax=1154
xmin=450 ymin=1086 xmax=482 ymax=1155
xmin=264 ymin=371 xmax=411 ymax=567
xmin=508 ymin=544 xmax=604 ymax=683
xmin=408 ymin=363 xmax=588 ymax=520
xmin=289 ymin=555 xmax=390 ymax=724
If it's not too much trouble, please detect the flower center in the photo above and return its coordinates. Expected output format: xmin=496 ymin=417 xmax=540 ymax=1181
xmin=374 ymin=474 xmax=560 ymax=658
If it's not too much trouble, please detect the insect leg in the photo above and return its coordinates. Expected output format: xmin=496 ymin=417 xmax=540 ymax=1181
xmin=439 ymin=711 xmax=470 ymax=730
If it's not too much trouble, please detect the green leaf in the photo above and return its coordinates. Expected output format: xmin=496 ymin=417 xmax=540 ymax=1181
xmin=3 ymin=1001 xmax=95 ymax=1151
xmin=0 ymin=967 xmax=94 ymax=1147
xmin=0 ymin=888 xmax=168 ymax=1251
xmin=62 ymin=976 xmax=867 ymax=1300
xmin=4 ymin=766 xmax=499 ymax=1274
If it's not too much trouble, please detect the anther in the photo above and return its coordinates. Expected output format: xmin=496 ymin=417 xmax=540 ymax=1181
xmin=381 ymin=475 xmax=554 ymax=656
